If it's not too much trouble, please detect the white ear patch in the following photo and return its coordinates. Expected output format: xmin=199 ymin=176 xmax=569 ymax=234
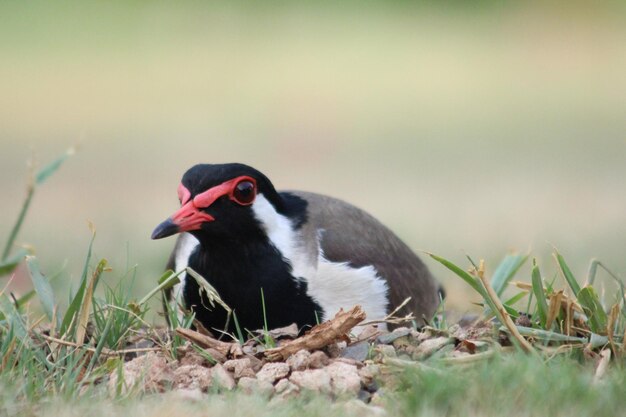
xmin=251 ymin=194 xmax=317 ymax=280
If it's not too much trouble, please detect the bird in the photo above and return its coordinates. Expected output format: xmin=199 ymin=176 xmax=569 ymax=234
xmin=152 ymin=163 xmax=442 ymax=335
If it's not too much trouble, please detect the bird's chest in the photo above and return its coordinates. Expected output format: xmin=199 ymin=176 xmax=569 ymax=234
xmin=181 ymin=241 xmax=321 ymax=334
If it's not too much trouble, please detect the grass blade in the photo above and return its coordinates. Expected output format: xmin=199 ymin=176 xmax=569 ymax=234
xmin=14 ymin=289 xmax=36 ymax=309
xmin=577 ymin=286 xmax=608 ymax=334
xmin=491 ymin=253 xmax=528 ymax=297
xmin=554 ymin=251 xmax=581 ymax=296
xmin=34 ymin=146 xmax=76 ymax=185
xmin=429 ymin=253 xmax=521 ymax=318
xmin=427 ymin=253 xmax=486 ymax=298
xmin=0 ymin=293 xmax=28 ymax=340
xmin=500 ymin=325 xmax=587 ymax=343
xmin=60 ymin=229 xmax=96 ymax=335
xmin=531 ymin=259 xmax=548 ymax=328
xmin=0 ymin=248 xmax=30 ymax=276
xmin=75 ymin=259 xmax=107 ymax=345
xmin=545 ymin=291 xmax=564 ymax=330
xmin=26 ymin=255 xmax=58 ymax=327
xmin=2 ymin=147 xmax=75 ymax=261
xmin=2 ymin=187 xmax=34 ymax=261
xmin=503 ymin=291 xmax=528 ymax=307
xmin=87 ymin=311 xmax=115 ymax=371
xmin=137 ymin=269 xmax=183 ymax=306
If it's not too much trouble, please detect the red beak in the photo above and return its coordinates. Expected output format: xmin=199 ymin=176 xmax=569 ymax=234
xmin=151 ymin=200 xmax=214 ymax=240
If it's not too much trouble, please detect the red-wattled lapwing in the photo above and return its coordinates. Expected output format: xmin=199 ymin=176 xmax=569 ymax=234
xmin=152 ymin=163 xmax=442 ymax=334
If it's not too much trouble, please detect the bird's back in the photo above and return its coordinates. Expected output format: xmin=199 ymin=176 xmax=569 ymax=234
xmin=289 ymin=191 xmax=440 ymax=322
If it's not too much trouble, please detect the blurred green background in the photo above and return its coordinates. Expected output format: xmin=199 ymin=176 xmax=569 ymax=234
xmin=1 ymin=1 xmax=625 ymax=315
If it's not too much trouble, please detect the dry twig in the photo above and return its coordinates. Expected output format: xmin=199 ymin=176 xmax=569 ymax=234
xmin=264 ymin=305 xmax=366 ymax=361
xmin=175 ymin=327 xmax=243 ymax=357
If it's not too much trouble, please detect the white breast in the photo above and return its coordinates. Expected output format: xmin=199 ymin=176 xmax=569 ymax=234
xmin=172 ymin=232 xmax=200 ymax=320
xmin=309 ymin=255 xmax=389 ymax=328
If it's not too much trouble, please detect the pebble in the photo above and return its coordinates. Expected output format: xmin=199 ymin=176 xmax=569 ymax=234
xmin=412 ymin=337 xmax=454 ymax=360
xmin=286 ymin=349 xmax=311 ymax=371
xmin=340 ymin=341 xmax=370 ymax=362
xmin=256 ymin=362 xmax=291 ymax=384
xmin=307 ymin=351 xmax=330 ymax=368
xmin=274 ymin=378 xmax=300 ymax=398
xmin=327 ymin=361 xmax=362 ymax=395
xmin=237 ymin=376 xmax=275 ymax=397
xmin=173 ymin=364 xmax=213 ymax=391
xmin=211 ymin=363 xmax=236 ymax=391
xmin=376 ymin=345 xmax=397 ymax=358
xmin=223 ymin=358 xmax=255 ymax=379
xmin=289 ymin=368 xmax=332 ymax=393
xmin=108 ymin=352 xmax=173 ymax=395
xmin=376 ymin=328 xmax=411 ymax=345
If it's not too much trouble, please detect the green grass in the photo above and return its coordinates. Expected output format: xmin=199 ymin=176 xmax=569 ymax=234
xmin=391 ymin=353 xmax=626 ymax=417
xmin=1 ymin=151 xmax=626 ymax=417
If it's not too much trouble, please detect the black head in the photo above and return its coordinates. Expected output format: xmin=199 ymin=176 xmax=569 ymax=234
xmin=151 ymin=163 xmax=283 ymax=242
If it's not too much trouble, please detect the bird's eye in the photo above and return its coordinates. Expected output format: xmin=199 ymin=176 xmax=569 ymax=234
xmin=232 ymin=180 xmax=256 ymax=205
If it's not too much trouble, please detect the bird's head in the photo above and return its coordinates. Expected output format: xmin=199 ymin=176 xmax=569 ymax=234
xmin=151 ymin=163 xmax=282 ymax=241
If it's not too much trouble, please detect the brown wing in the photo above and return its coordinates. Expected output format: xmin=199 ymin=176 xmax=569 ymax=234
xmin=290 ymin=191 xmax=440 ymax=322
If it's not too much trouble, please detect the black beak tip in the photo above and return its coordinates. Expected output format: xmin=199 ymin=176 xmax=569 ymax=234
xmin=151 ymin=218 xmax=179 ymax=240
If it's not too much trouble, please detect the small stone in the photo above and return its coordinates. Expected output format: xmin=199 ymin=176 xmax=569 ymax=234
xmin=376 ymin=328 xmax=411 ymax=345
xmin=358 ymin=325 xmax=381 ymax=341
xmin=223 ymin=358 xmax=255 ymax=379
xmin=211 ymin=363 xmax=236 ymax=391
xmin=238 ymin=377 xmax=275 ymax=397
xmin=286 ymin=349 xmax=311 ymax=371
xmin=327 ymin=361 xmax=361 ymax=395
xmin=274 ymin=378 xmax=300 ymax=398
xmin=247 ymin=355 xmax=264 ymax=372
xmin=358 ymin=364 xmax=380 ymax=387
xmin=340 ymin=341 xmax=370 ymax=362
xmin=515 ymin=313 xmax=532 ymax=328
xmin=256 ymin=362 xmax=290 ymax=384
xmin=391 ymin=336 xmax=411 ymax=349
xmin=409 ymin=328 xmax=421 ymax=338
xmin=108 ymin=352 xmax=173 ymax=395
xmin=173 ymin=364 xmax=213 ymax=391
xmin=412 ymin=337 xmax=454 ymax=360
xmin=307 ymin=351 xmax=330 ymax=369
xmin=376 ymin=345 xmax=396 ymax=358
xmin=289 ymin=369 xmax=331 ymax=393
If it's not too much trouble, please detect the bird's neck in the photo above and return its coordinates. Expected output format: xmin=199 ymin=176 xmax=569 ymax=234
xmin=191 ymin=233 xmax=291 ymax=283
